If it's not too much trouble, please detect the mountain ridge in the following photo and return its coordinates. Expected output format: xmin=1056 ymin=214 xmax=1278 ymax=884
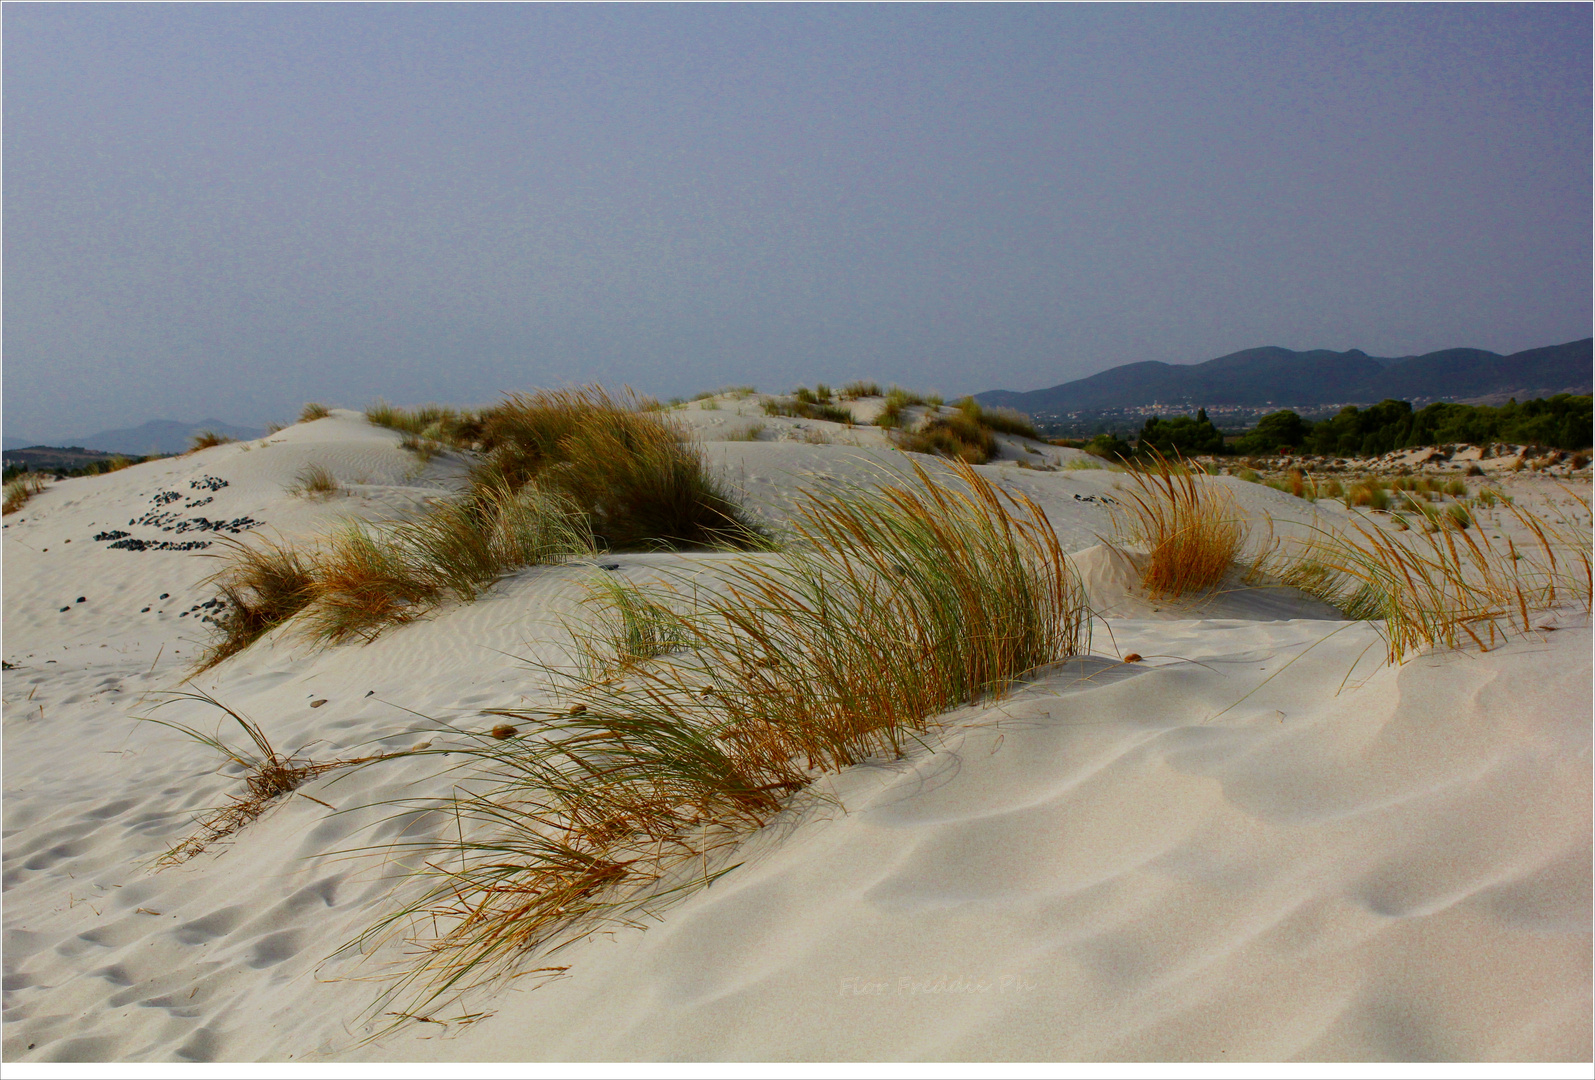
xmin=976 ymin=338 xmax=1592 ymax=416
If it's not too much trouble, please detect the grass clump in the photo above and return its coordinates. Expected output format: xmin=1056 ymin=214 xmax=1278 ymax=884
xmin=886 ymin=397 xmax=1039 ymax=463
xmin=3 ymin=473 xmax=48 ymax=515
xmin=1269 ymin=488 xmax=1591 ymax=664
xmin=892 ymin=407 xmax=996 ymax=464
xmin=1114 ymin=452 xmax=1247 ymax=599
xmin=956 ymin=397 xmax=1039 ymax=440
xmin=874 ymin=386 xmax=928 ymax=429
xmin=357 ymin=461 xmax=1089 ymax=1015
xmin=763 ymin=387 xmax=852 ymax=424
xmin=198 ymin=386 xmax=765 ymax=664
xmin=198 ymin=483 xmax=595 ymax=664
xmin=475 ymin=387 xmax=767 ymax=551
xmin=287 ymin=463 xmax=342 ymax=499
xmin=299 ymin=403 xmax=333 ymax=422
xmin=722 ymin=422 xmax=766 ymax=442
xmin=303 ymin=481 xmax=595 ymax=645
xmin=578 ymin=573 xmax=691 ymax=675
xmin=1348 ymin=479 xmax=1390 ymax=511
xmin=188 ymin=430 xmax=235 ymax=453
xmin=367 ymin=400 xmax=480 ymax=446
xmin=199 ymin=537 xmax=318 ymax=668
xmin=840 ymin=380 xmax=882 ymax=400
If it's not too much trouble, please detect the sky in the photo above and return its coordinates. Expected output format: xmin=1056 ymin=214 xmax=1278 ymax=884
xmin=4 ymin=3 xmax=1591 ymax=441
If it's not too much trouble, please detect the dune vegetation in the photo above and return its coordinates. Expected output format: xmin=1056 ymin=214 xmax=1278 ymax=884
xmin=352 ymin=460 xmax=1090 ymax=1016
xmin=187 ymin=430 xmax=235 ymax=453
xmin=1266 ymin=486 xmax=1592 ymax=664
xmin=198 ymin=387 xmax=767 ymax=668
xmin=1112 ymin=452 xmax=1248 ymax=598
xmin=3 ymin=472 xmax=49 ymax=515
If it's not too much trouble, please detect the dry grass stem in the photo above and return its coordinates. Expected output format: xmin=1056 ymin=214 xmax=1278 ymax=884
xmin=140 ymin=692 xmax=377 ymax=865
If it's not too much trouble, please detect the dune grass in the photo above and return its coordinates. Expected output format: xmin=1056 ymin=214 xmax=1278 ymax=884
xmin=188 ymin=430 xmax=235 ymax=453
xmin=893 ymin=407 xmax=996 ymax=463
xmin=473 ymin=387 xmax=768 ymax=551
xmin=888 ymin=397 xmax=1039 ymax=464
xmin=874 ymin=386 xmax=928 ymax=429
xmin=352 ymin=460 xmax=1089 ymax=1016
xmin=199 ymin=537 xmax=319 ymax=668
xmin=1269 ymin=487 xmax=1591 ymax=663
xmin=763 ymin=387 xmax=853 ymax=424
xmin=721 ymin=422 xmax=766 ymax=442
xmin=140 ymin=691 xmax=377 ymax=866
xmin=198 ymin=386 xmax=766 ymax=666
xmin=287 ymin=463 xmax=342 ymax=498
xmin=3 ymin=472 xmax=48 ymax=515
xmin=839 ymin=380 xmax=882 ymax=400
xmin=1113 ymin=452 xmax=1248 ymax=598
xmin=300 ymin=402 xmax=333 ymax=422
xmin=302 ymin=481 xmax=597 ymax=645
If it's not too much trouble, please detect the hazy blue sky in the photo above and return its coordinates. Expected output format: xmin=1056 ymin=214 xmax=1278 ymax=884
xmin=5 ymin=3 xmax=1590 ymax=439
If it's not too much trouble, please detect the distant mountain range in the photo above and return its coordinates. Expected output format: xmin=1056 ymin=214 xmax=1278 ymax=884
xmin=2 ymin=419 xmax=266 ymax=456
xmin=975 ymin=338 xmax=1592 ymax=416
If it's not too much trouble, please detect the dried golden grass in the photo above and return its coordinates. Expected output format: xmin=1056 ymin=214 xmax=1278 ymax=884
xmin=187 ymin=430 xmax=234 ymax=453
xmin=352 ymin=460 xmax=1088 ymax=1018
xmin=1268 ymin=486 xmax=1591 ymax=664
xmin=1113 ymin=451 xmax=1247 ymax=598
xmin=299 ymin=402 xmax=333 ymax=422
xmin=3 ymin=473 xmax=48 ymax=515
xmin=140 ymin=692 xmax=377 ymax=865
xmin=197 ymin=537 xmax=318 ymax=669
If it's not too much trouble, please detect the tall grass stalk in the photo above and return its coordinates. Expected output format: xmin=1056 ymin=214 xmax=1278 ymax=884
xmin=1113 ymin=451 xmax=1247 ymax=598
xmin=352 ymin=461 xmax=1089 ymax=1017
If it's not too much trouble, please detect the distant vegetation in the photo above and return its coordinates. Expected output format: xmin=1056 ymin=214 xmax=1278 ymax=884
xmin=3 ymin=451 xmax=152 ymax=483
xmin=1064 ymin=395 xmax=1593 ymax=460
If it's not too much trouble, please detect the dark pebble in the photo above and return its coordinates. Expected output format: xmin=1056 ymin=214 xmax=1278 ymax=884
xmin=59 ymin=606 xmax=69 ymax=613
xmin=141 ymin=607 xmax=150 ymax=613
xmin=365 ymin=690 xmax=375 ymax=697
xmin=159 ymin=593 xmax=169 ymax=599
xmin=310 ymin=699 xmax=327 ymax=708
xmin=76 ymin=597 xmax=86 ymax=603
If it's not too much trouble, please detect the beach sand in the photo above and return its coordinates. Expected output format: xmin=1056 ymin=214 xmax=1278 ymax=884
xmin=3 ymin=401 xmax=1589 ymax=1062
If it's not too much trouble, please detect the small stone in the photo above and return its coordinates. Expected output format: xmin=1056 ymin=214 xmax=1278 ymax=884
xmin=490 ymin=725 xmax=518 ymax=739
xmin=569 ymin=703 xmax=587 ymax=716
xmin=76 ymin=597 xmax=86 ymax=603
xmin=310 ymin=699 xmax=327 ymax=708
xmin=1123 ymin=653 xmax=1142 ymax=663
xmin=365 ymin=690 xmax=375 ymax=697
xmin=159 ymin=593 xmax=169 ymax=599
xmin=59 ymin=606 xmax=69 ymax=613
xmin=141 ymin=607 xmax=150 ymax=613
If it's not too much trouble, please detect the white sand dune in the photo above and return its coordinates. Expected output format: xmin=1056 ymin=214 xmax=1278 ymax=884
xmin=3 ymin=403 xmax=1589 ymax=1063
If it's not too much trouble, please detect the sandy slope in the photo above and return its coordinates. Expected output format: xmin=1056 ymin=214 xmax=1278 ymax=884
xmin=2 ymin=404 xmax=1590 ymax=1063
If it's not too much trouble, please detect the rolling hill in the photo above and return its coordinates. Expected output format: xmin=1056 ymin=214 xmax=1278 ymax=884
xmin=976 ymin=338 xmax=1592 ymax=416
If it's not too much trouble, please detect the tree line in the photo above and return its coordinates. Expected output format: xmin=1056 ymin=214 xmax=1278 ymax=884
xmin=1067 ymin=394 xmax=1592 ymax=460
